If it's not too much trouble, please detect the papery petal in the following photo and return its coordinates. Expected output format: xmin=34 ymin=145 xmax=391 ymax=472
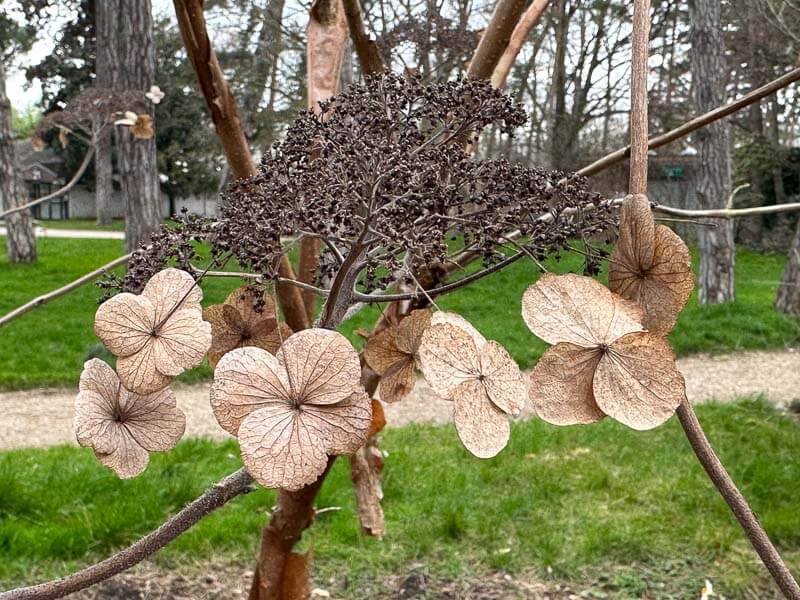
xmin=116 ymin=340 xmax=171 ymax=394
xmin=479 ymin=341 xmax=525 ymax=416
xmin=431 ymin=311 xmax=487 ymax=347
xmin=152 ymin=308 xmax=212 ymax=375
xmin=119 ymin=386 xmax=186 ymax=451
xmin=95 ymin=431 xmax=150 ymax=479
xmin=143 ymin=268 xmax=203 ymax=322
xmin=528 ymin=343 xmax=604 ymax=426
xmin=94 ymin=293 xmax=155 ymax=357
xmin=395 ymin=309 xmax=431 ymax=355
xmin=300 ymin=390 xmax=372 ymax=455
xmin=418 ymin=322 xmax=481 ymax=399
xmin=204 ymin=303 xmax=246 ymax=356
xmin=363 ymin=326 xmax=405 ymax=376
xmin=377 ymin=359 xmax=416 ymax=403
xmin=452 ymin=379 xmax=510 ymax=459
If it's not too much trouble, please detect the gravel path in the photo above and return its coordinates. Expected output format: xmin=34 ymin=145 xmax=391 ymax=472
xmin=2 ymin=348 xmax=798 ymax=451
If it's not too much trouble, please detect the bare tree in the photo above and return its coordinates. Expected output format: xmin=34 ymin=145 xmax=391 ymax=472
xmin=690 ymin=0 xmax=735 ymax=303
xmin=93 ymin=0 xmax=118 ymax=226
xmin=0 ymin=59 xmax=36 ymax=263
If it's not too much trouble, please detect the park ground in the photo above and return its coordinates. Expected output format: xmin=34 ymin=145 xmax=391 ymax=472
xmin=1 ymin=233 xmax=800 ymax=598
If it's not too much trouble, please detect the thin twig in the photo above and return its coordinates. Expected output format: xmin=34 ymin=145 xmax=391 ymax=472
xmin=0 ymin=469 xmax=255 ymax=600
xmin=0 ymin=253 xmax=132 ymax=328
xmin=676 ymin=400 xmax=800 ymax=599
xmin=628 ymin=0 xmax=651 ymax=195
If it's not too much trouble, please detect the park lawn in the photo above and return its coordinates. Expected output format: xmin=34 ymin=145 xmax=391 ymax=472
xmin=33 ymin=218 xmax=127 ymax=231
xmin=1 ymin=237 xmax=799 ymax=389
xmin=0 ymin=400 xmax=798 ymax=598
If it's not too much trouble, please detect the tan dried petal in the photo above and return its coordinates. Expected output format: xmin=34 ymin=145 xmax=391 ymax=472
xmin=300 ymin=390 xmax=372 ymax=455
xmin=96 ymin=437 xmax=150 ymax=479
xmin=431 ymin=311 xmax=487 ymax=347
xmin=521 ymin=273 xmax=644 ymax=347
xmin=363 ymin=327 xmax=405 ymax=375
xmin=151 ymin=309 xmax=212 ymax=376
xmin=225 ymin=286 xmax=277 ymax=328
xmin=142 ymin=268 xmax=202 ymax=321
xmin=210 ymin=346 xmax=291 ymax=435
xmin=119 ymin=387 xmax=186 ymax=452
xmin=528 ymin=343 xmax=604 ymax=425
xmin=238 ymin=404 xmax=331 ymax=491
xmin=75 ymin=359 xmax=122 ymax=453
xmin=116 ymin=342 xmax=172 ymax=395
xmin=376 ymin=359 xmax=416 ymax=403
xmin=205 ymin=304 xmax=246 ymax=356
xmin=94 ymin=293 xmax=154 ymax=357
xmin=277 ymin=329 xmax=361 ymax=406
xmin=609 ymin=195 xmax=694 ymax=335
xmin=452 ymin=379 xmax=510 ymax=458
xmin=395 ymin=309 xmax=431 ymax=355
xmin=594 ymin=332 xmax=685 ymax=430
xmin=418 ymin=322 xmax=481 ymax=399
xmin=249 ymin=321 xmax=292 ymax=355
xmin=479 ymin=341 xmax=525 ymax=416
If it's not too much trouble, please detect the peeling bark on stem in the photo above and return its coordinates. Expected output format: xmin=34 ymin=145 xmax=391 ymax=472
xmin=490 ymin=0 xmax=550 ymax=88
xmin=467 ymin=0 xmax=527 ymax=79
xmin=341 ymin=0 xmax=384 ymax=76
xmin=629 ymin=0 xmax=651 ymax=195
xmin=173 ymin=0 xmax=309 ymax=332
xmin=676 ymin=400 xmax=800 ymax=599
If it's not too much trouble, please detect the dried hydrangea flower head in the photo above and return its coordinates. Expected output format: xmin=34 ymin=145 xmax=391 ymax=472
xmin=210 ymin=328 xmax=372 ymax=491
xmin=95 ymin=268 xmax=212 ymax=394
xmin=363 ymin=309 xmax=431 ymax=403
xmin=608 ymin=194 xmax=694 ymax=335
xmin=74 ymin=359 xmax=186 ymax=479
xmin=522 ymin=273 xmax=685 ymax=430
xmin=418 ymin=312 xmax=526 ymax=458
xmin=203 ymin=286 xmax=293 ymax=368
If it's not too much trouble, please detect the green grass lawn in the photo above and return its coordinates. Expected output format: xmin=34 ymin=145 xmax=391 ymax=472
xmin=1 ymin=400 xmax=798 ymax=598
xmin=1 ymin=237 xmax=797 ymax=390
xmin=33 ymin=218 xmax=127 ymax=231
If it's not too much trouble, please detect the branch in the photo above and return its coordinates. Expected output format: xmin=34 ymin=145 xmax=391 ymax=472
xmin=0 ymin=469 xmax=255 ymax=600
xmin=579 ymin=66 xmax=800 ymax=178
xmin=202 ymin=269 xmax=330 ymax=297
xmin=490 ymin=0 xmax=550 ymax=88
xmin=467 ymin=0 xmax=527 ymax=79
xmin=0 ymin=253 xmax=132 ymax=328
xmin=342 ymin=0 xmax=385 ymax=76
xmin=653 ymin=202 xmax=800 ymax=219
xmin=628 ymin=0 xmax=651 ymax=195
xmin=676 ymin=400 xmax=800 ymax=599
xmin=0 ymin=146 xmax=95 ymax=219
xmin=173 ymin=0 xmax=309 ymax=332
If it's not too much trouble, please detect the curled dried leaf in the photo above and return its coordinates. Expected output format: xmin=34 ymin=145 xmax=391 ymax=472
xmin=204 ymin=286 xmax=292 ymax=368
xmin=363 ymin=309 xmax=430 ymax=403
xmin=608 ymin=194 xmax=694 ymax=334
xmin=418 ymin=313 xmax=525 ymax=458
xmin=95 ymin=268 xmax=212 ymax=394
xmin=211 ymin=329 xmax=371 ymax=490
xmin=74 ymin=359 xmax=185 ymax=479
xmin=523 ymin=274 xmax=686 ymax=430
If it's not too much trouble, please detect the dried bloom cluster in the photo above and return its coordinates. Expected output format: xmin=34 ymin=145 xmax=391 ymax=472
xmin=215 ymin=74 xmax=613 ymax=289
xmin=418 ymin=312 xmax=525 ymax=457
xmin=75 ymin=359 xmax=186 ymax=479
xmin=608 ymin=195 xmax=693 ymax=334
xmin=114 ymin=111 xmax=155 ymax=140
xmin=95 ymin=268 xmax=212 ymax=394
xmin=210 ymin=329 xmax=372 ymax=490
xmin=363 ymin=309 xmax=430 ymax=403
xmin=204 ymin=286 xmax=293 ymax=368
xmin=523 ymin=274 xmax=685 ymax=430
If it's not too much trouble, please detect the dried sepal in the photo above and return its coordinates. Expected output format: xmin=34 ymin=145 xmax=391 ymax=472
xmin=363 ymin=309 xmax=431 ymax=403
xmin=523 ymin=274 xmax=685 ymax=430
xmin=74 ymin=359 xmax=185 ymax=479
xmin=608 ymin=194 xmax=694 ymax=334
xmin=418 ymin=314 xmax=525 ymax=458
xmin=204 ymin=286 xmax=292 ymax=368
xmin=210 ymin=329 xmax=372 ymax=491
xmin=95 ymin=268 xmax=212 ymax=394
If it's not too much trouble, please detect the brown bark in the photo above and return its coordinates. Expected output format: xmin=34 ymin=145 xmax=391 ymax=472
xmin=490 ymin=0 xmax=550 ymax=89
xmin=94 ymin=0 xmax=117 ymax=226
xmin=689 ymin=0 xmax=735 ymax=304
xmin=629 ymin=0 xmax=651 ymax=195
xmin=173 ymin=0 xmax=309 ymax=332
xmin=547 ymin=0 xmax=569 ymax=169
xmin=114 ymin=0 xmax=162 ymax=252
xmin=776 ymin=219 xmax=800 ymax=314
xmin=0 ymin=60 xmax=37 ymax=263
xmin=341 ymin=0 xmax=384 ymax=76
xmin=467 ymin=0 xmax=527 ymax=80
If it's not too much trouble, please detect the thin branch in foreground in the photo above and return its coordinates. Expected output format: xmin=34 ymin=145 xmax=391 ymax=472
xmin=0 ymin=469 xmax=255 ymax=600
xmin=579 ymin=65 xmax=800 ymax=178
xmin=0 ymin=146 xmax=95 ymax=219
xmin=0 ymin=253 xmax=132 ymax=328
xmin=676 ymin=400 xmax=800 ymax=599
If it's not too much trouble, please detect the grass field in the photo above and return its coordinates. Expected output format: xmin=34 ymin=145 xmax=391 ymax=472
xmin=0 ymin=400 xmax=798 ymax=597
xmin=0 ymin=237 xmax=798 ymax=390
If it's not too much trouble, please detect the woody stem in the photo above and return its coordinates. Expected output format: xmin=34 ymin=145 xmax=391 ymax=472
xmin=675 ymin=398 xmax=800 ymax=599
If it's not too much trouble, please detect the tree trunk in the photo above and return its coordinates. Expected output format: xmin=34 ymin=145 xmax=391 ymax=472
xmin=0 ymin=60 xmax=37 ymax=263
xmin=93 ymin=0 xmax=118 ymax=226
xmin=548 ymin=0 xmax=570 ymax=169
xmin=689 ymin=0 xmax=735 ymax=304
xmin=117 ymin=0 xmax=162 ymax=251
xmin=776 ymin=219 xmax=800 ymax=314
